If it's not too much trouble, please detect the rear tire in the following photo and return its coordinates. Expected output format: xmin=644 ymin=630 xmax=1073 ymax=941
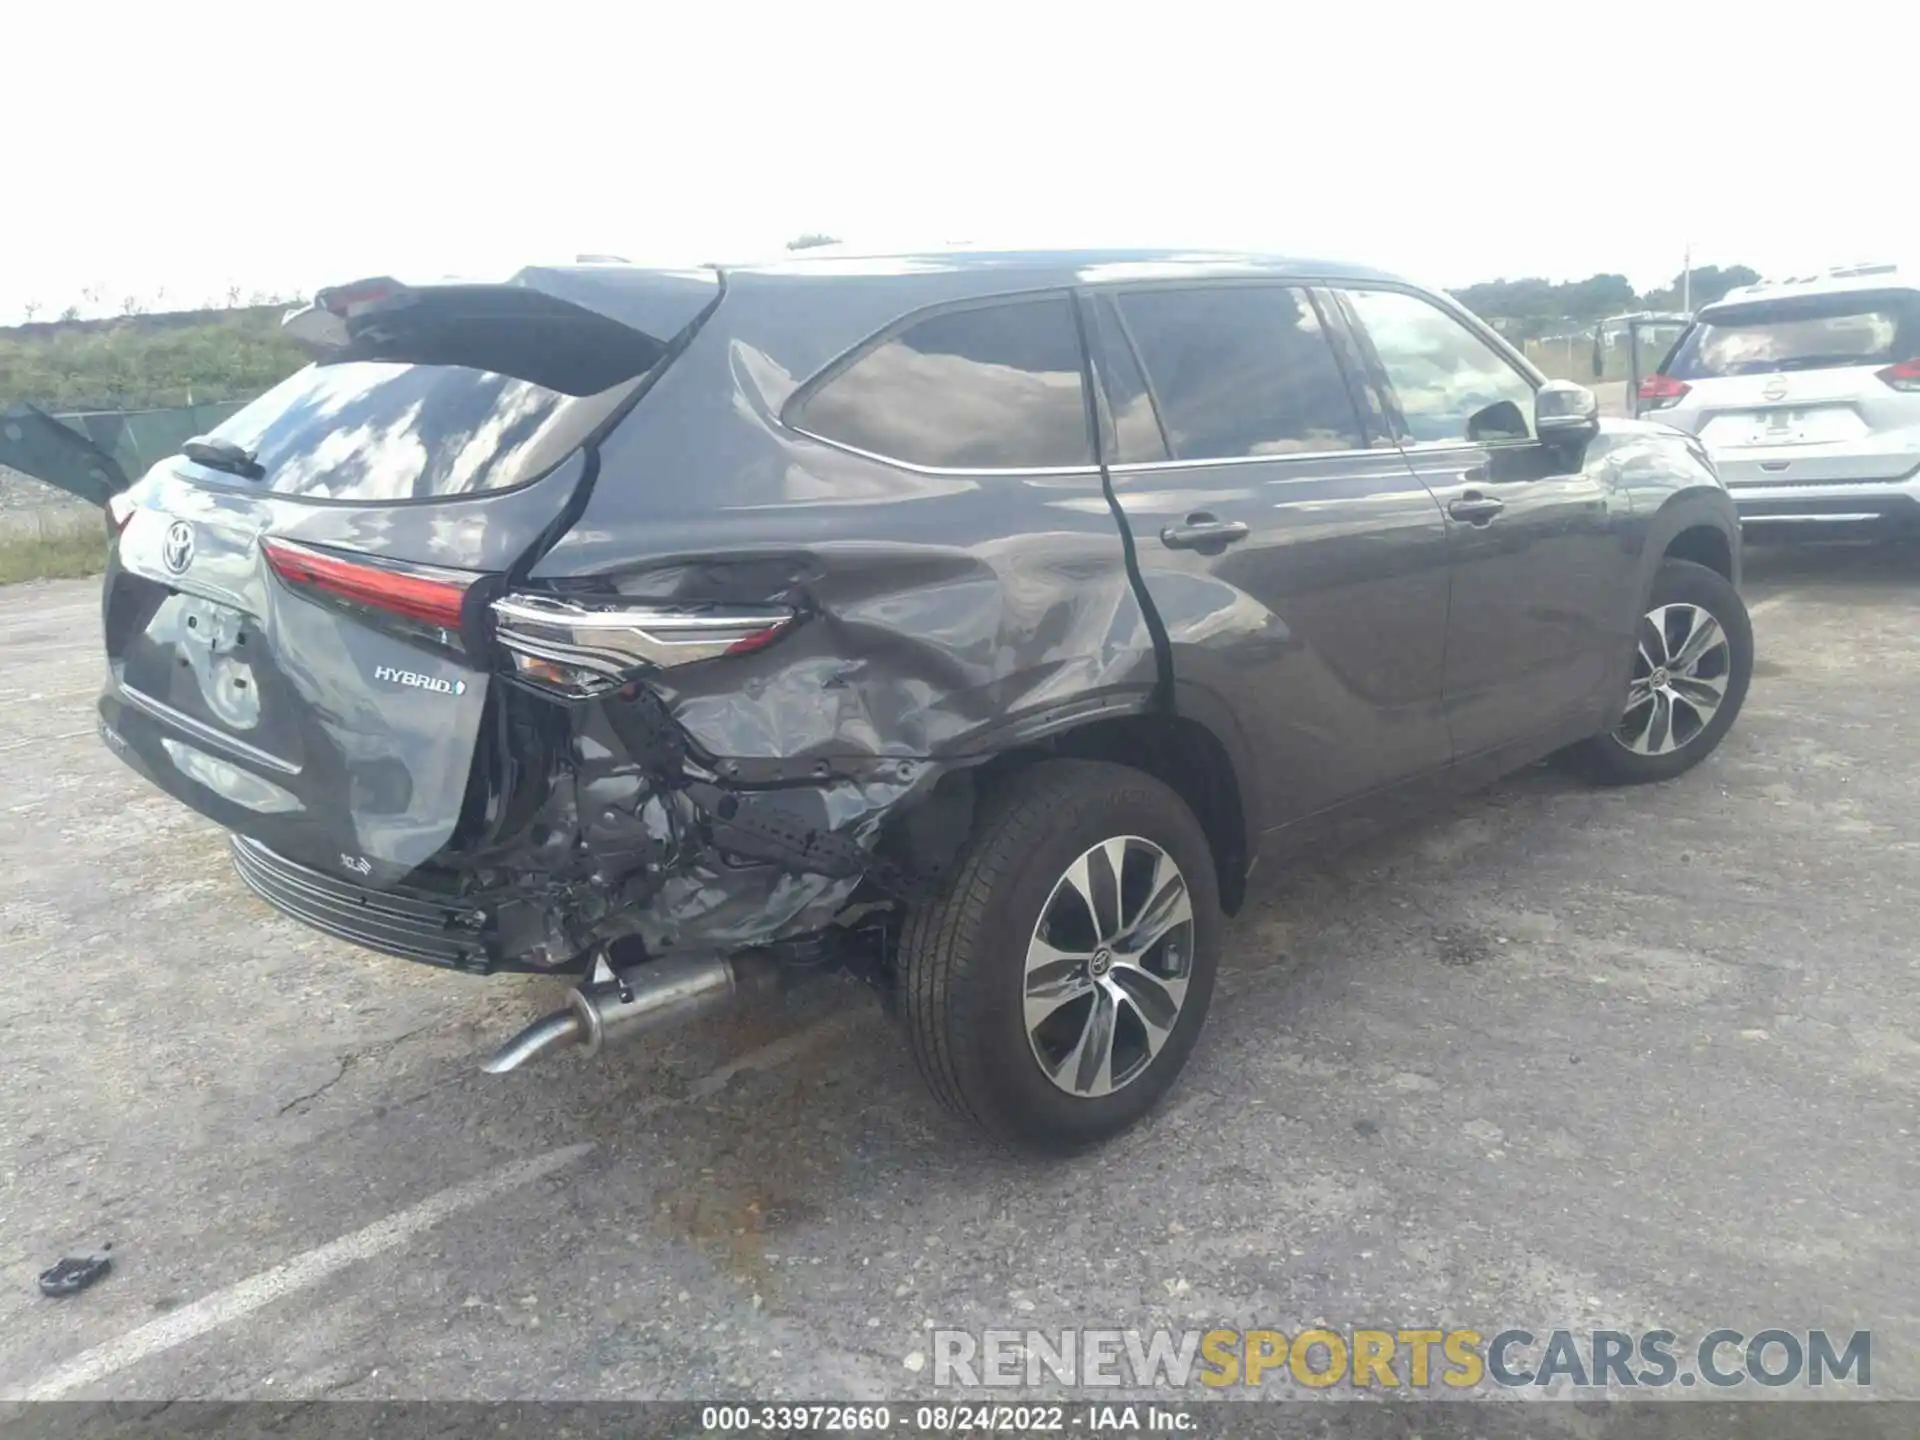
xmin=1571 ymin=558 xmax=1753 ymax=785
xmin=899 ymin=759 xmax=1221 ymax=1153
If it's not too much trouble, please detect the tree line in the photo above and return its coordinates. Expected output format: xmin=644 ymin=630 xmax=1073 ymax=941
xmin=1451 ymin=264 xmax=1760 ymax=339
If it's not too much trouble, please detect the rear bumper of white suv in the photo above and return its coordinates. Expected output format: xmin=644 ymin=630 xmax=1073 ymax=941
xmin=1725 ymin=469 xmax=1920 ymax=534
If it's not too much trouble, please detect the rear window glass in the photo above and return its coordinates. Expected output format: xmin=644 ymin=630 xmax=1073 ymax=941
xmin=208 ymin=362 xmax=637 ymax=501
xmin=1115 ymin=286 xmax=1365 ymax=460
xmin=1667 ymin=292 xmax=1920 ymax=379
xmin=794 ymin=296 xmax=1092 ymax=469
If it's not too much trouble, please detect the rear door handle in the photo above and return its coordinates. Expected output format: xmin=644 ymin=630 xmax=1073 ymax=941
xmin=1160 ymin=514 xmax=1250 ymax=552
xmin=1447 ymin=492 xmax=1505 ymax=525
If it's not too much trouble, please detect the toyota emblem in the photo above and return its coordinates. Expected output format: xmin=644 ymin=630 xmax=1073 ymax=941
xmin=161 ymin=520 xmax=196 ymax=576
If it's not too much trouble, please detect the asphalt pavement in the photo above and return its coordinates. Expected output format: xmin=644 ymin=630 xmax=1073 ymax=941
xmin=1 ymin=543 xmax=1915 ymax=1406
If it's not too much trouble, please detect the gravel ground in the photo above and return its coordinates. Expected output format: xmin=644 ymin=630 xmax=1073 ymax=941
xmin=0 ymin=467 xmax=93 ymax=543
xmin=0 ymin=465 xmax=90 ymax=512
xmin=0 ymin=543 xmax=1914 ymax=1417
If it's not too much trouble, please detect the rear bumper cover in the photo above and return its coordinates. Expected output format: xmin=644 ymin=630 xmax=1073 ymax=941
xmin=231 ymin=836 xmax=506 ymax=975
xmin=1727 ymin=473 xmax=1920 ymax=531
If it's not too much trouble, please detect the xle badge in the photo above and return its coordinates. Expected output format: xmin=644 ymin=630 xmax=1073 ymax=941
xmin=372 ymin=664 xmax=468 ymax=696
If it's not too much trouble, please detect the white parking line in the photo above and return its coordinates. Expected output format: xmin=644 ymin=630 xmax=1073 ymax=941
xmin=0 ymin=729 xmax=93 ymax=754
xmin=1747 ymin=590 xmax=1800 ymax=619
xmin=3 ymin=1143 xmax=595 ymax=1402
xmin=1 ymin=1004 xmax=867 ymax=1401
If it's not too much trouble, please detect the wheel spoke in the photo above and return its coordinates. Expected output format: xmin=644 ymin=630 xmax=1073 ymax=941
xmin=1668 ymin=672 xmax=1726 ymax=713
xmin=1616 ymin=696 xmax=1656 ymax=751
xmin=1639 ymin=611 xmax=1675 ymax=668
xmin=1108 ymin=962 xmax=1186 ymax=1039
xmin=1644 ymin=689 xmax=1675 ymax=754
xmin=1670 ymin=609 xmax=1725 ymax=672
xmin=1050 ymin=981 xmax=1118 ymax=1097
xmin=1061 ymin=839 xmax=1126 ymax=943
xmin=1120 ymin=860 xmax=1192 ymax=958
xmin=1024 ymin=938 xmax=1095 ymax=1032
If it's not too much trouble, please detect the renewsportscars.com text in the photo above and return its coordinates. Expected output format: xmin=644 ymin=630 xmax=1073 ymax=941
xmin=933 ymin=1327 xmax=1871 ymax=1391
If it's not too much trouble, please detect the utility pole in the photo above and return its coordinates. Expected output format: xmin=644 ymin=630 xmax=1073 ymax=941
xmin=1682 ymin=242 xmax=1692 ymax=313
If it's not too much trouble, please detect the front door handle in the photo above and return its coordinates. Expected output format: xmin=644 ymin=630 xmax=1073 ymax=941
xmin=1160 ymin=513 xmax=1251 ymax=552
xmin=1447 ymin=491 xmax=1505 ymax=525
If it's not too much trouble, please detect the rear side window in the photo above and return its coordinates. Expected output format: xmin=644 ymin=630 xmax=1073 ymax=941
xmin=793 ymin=296 xmax=1092 ymax=469
xmin=212 ymin=362 xmax=638 ymax=501
xmin=1666 ymin=292 xmax=1920 ymax=379
xmin=1114 ymin=286 xmax=1364 ymax=460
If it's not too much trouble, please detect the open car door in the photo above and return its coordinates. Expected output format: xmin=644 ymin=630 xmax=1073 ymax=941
xmin=0 ymin=403 xmax=130 ymax=507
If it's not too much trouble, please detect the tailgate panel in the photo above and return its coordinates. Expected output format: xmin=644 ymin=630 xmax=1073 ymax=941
xmin=99 ymin=463 xmax=574 ymax=884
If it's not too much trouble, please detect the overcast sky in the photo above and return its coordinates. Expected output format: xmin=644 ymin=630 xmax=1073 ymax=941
xmin=5 ymin=0 xmax=1906 ymax=322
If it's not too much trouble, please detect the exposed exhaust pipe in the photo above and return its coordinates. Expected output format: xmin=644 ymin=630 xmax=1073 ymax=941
xmin=482 ymin=950 xmax=780 ymax=1074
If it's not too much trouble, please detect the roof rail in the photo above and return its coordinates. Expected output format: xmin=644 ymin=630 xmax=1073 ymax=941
xmin=1720 ymin=262 xmax=1902 ymax=301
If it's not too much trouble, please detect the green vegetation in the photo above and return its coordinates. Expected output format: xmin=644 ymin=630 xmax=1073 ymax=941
xmin=1452 ymin=264 xmax=1760 ymax=340
xmin=0 ymin=309 xmax=307 ymax=413
xmin=0 ymin=512 xmax=107 ymax=585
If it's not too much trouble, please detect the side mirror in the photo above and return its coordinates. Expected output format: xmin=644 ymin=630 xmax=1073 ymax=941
xmin=1466 ymin=399 xmax=1530 ymax=443
xmin=1536 ymin=380 xmax=1600 ymax=444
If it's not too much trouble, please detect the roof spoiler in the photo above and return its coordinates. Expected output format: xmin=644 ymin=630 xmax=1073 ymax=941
xmin=281 ymin=264 xmax=721 ymax=395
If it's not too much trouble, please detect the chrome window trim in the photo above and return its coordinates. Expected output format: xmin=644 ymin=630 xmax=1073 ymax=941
xmin=1107 ymin=446 xmax=1371 ymax=474
xmin=1396 ymin=437 xmax=1541 ymax=458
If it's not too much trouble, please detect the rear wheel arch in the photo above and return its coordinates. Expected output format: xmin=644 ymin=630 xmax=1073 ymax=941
xmin=963 ymin=710 xmax=1251 ymax=915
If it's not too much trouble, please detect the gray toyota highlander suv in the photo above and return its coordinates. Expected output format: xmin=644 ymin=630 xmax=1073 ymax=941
xmin=95 ymin=249 xmax=1750 ymax=1152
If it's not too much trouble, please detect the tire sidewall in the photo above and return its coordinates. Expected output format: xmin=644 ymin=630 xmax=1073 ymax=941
xmin=954 ymin=775 xmax=1221 ymax=1150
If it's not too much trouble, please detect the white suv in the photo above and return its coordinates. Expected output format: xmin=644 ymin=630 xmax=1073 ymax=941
xmin=1637 ymin=264 xmax=1920 ymax=536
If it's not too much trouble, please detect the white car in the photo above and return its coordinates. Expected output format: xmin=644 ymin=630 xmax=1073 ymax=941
xmin=1636 ymin=264 xmax=1920 ymax=536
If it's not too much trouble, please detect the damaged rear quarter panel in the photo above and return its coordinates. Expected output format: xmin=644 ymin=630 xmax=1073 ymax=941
xmin=523 ymin=269 xmax=1160 ymax=949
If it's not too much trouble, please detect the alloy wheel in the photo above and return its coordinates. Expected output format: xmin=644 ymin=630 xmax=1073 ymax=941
xmin=1023 ymin=835 xmax=1195 ymax=1098
xmin=1615 ymin=601 xmax=1732 ymax=756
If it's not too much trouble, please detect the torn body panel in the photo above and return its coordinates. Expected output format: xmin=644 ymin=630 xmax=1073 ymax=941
xmin=105 ymin=256 xmax=1164 ymax=980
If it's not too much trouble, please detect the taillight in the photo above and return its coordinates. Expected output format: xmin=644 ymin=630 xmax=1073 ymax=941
xmin=316 ymin=276 xmax=407 ymax=318
xmin=491 ymin=593 xmax=797 ymax=696
xmin=263 ymin=537 xmax=476 ymax=649
xmin=1876 ymin=358 xmax=1920 ymax=392
xmin=1637 ymin=373 xmax=1691 ymax=410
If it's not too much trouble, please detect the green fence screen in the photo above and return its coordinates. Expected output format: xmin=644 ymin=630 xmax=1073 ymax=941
xmin=0 ymin=400 xmax=249 ymax=505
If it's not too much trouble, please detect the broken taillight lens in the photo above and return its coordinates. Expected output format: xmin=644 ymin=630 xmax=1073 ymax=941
xmin=263 ymin=537 xmax=477 ymax=650
xmin=1636 ymin=373 xmax=1691 ymax=410
xmin=490 ymin=593 xmax=797 ymax=696
xmin=1876 ymin=358 xmax=1920 ymax=392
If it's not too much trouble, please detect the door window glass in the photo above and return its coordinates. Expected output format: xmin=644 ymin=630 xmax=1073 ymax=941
xmin=1346 ymin=288 xmax=1536 ymax=445
xmin=1115 ymin=286 xmax=1366 ymax=460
